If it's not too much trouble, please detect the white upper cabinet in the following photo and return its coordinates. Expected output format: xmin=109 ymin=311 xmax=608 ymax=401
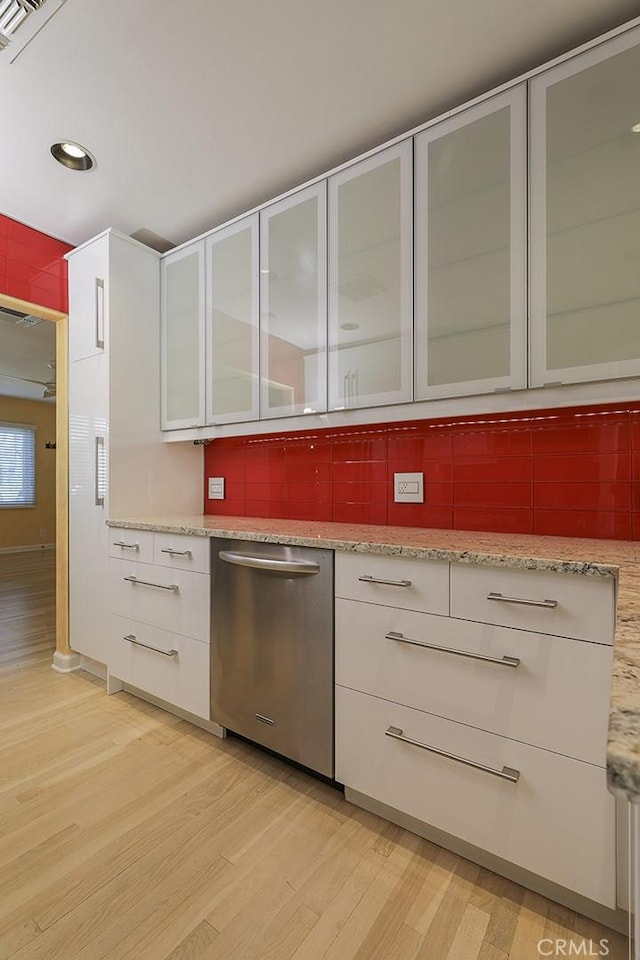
xmin=205 ymin=215 xmax=259 ymax=424
xmin=161 ymin=242 xmax=205 ymax=429
xmin=530 ymin=27 xmax=640 ymax=387
xmin=415 ymin=87 xmax=527 ymax=399
xmin=259 ymin=183 xmax=327 ymax=418
xmin=68 ymin=233 xmax=109 ymax=363
xmin=328 ymin=141 xmax=413 ymax=410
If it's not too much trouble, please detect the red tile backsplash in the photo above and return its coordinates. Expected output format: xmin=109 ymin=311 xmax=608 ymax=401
xmin=0 ymin=214 xmax=71 ymax=312
xmin=204 ymin=401 xmax=640 ymax=541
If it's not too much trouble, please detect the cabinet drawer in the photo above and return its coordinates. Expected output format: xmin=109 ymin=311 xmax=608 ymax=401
xmin=109 ymin=615 xmax=209 ymax=719
xmin=109 ymin=558 xmax=209 ymax=641
xmin=335 ymin=552 xmax=449 ymax=615
xmin=109 ymin=529 xmax=154 ymax=564
xmin=450 ymin=563 xmax=615 ymax=644
xmin=336 ymin=599 xmax=612 ymax=765
xmin=153 ymin=532 xmax=210 ymax=573
xmin=336 ymin=686 xmax=616 ymax=908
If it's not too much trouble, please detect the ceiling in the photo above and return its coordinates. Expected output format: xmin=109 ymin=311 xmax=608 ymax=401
xmin=0 ymin=0 xmax=638 ymax=253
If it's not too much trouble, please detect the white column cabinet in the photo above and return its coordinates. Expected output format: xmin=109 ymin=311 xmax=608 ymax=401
xmin=68 ymin=230 xmax=202 ymax=665
xmin=161 ymin=241 xmax=205 ymax=430
xmin=530 ymin=26 xmax=640 ymax=387
xmin=328 ymin=141 xmax=413 ymax=411
xmin=205 ymin=215 xmax=259 ymax=425
xmin=415 ymin=87 xmax=527 ymax=399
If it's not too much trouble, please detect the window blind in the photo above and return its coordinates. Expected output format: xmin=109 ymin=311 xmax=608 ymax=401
xmin=0 ymin=423 xmax=36 ymax=506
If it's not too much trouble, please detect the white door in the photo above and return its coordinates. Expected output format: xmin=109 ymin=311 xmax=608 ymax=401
xmin=530 ymin=27 xmax=640 ymax=387
xmin=205 ymin=215 xmax=259 ymax=425
xmin=67 ymin=233 xmax=109 ymax=363
xmin=161 ymin=242 xmax=205 ymax=429
xmin=329 ymin=140 xmax=413 ymax=410
xmin=415 ymin=86 xmax=527 ymax=399
xmin=259 ymin=183 xmax=327 ymax=419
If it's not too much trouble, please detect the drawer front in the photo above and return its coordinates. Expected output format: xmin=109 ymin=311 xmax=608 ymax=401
xmin=336 ymin=599 xmax=612 ymax=765
xmin=109 ymin=558 xmax=210 ymax=641
xmin=153 ymin=532 xmax=210 ymax=573
xmin=109 ymin=529 xmax=154 ymax=564
xmin=109 ymin=615 xmax=209 ymax=719
xmin=450 ymin=563 xmax=615 ymax=644
xmin=336 ymin=686 xmax=616 ymax=908
xmin=335 ymin=552 xmax=449 ymax=615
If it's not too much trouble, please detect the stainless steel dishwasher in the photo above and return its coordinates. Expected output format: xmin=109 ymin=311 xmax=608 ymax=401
xmin=211 ymin=538 xmax=334 ymax=778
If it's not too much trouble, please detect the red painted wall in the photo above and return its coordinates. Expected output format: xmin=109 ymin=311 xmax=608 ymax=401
xmin=0 ymin=214 xmax=71 ymax=312
xmin=204 ymin=400 xmax=640 ymax=540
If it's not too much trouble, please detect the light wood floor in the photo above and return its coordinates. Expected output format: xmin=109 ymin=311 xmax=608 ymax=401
xmin=0 ymin=552 xmax=629 ymax=959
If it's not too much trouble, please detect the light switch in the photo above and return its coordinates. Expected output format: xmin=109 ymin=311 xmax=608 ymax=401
xmin=208 ymin=476 xmax=225 ymax=500
xmin=394 ymin=472 xmax=424 ymax=503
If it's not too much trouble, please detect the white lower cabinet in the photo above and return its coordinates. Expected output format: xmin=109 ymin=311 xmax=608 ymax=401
xmin=335 ymin=551 xmax=619 ymax=915
xmin=107 ymin=530 xmax=211 ymax=722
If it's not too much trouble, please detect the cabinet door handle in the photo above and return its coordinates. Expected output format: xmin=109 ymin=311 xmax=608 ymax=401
xmin=94 ymin=435 xmax=105 ymax=507
xmin=351 ymin=371 xmax=358 ymax=400
xmin=123 ymin=576 xmax=179 ymax=592
xmin=160 ymin=548 xmax=192 ymax=558
xmin=486 ymin=592 xmax=558 ymax=609
xmin=358 ymin=575 xmax=412 ymax=587
xmin=113 ymin=541 xmax=139 ymax=550
xmin=95 ymin=277 xmax=105 ymax=349
xmin=123 ymin=634 xmax=178 ymax=657
xmin=343 ymin=373 xmax=350 ymax=406
xmin=385 ymin=726 xmax=520 ymax=783
xmin=385 ymin=631 xmax=520 ymax=668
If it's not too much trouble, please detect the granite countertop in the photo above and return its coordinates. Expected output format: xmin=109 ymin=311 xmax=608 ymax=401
xmin=107 ymin=515 xmax=640 ymax=803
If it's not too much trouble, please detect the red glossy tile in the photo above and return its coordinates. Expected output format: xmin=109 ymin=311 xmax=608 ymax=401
xmin=245 ymin=500 xmax=286 ymax=519
xmin=204 ymin=499 xmax=246 ymax=517
xmin=630 ymin=417 xmax=640 ymax=451
xmin=332 ymin=437 xmax=388 ymax=462
xmin=533 ymin=510 xmax=632 ymax=540
xmin=333 ymin=502 xmax=388 ymax=525
xmin=286 ymin=500 xmax=333 ymax=521
xmin=332 ymin=481 xmax=389 ymax=504
xmin=452 ymin=429 xmax=531 ymax=459
xmin=533 ymin=452 xmax=630 ymax=483
xmin=286 ymin=440 xmax=332 ymax=463
xmin=286 ymin=481 xmax=332 ymax=503
xmin=453 ymin=457 xmax=531 ymax=483
xmin=206 ymin=461 xmax=246 ymax=483
xmin=245 ymin=481 xmax=286 ymax=501
xmin=453 ymin=482 xmax=531 ymax=508
xmin=454 ymin=507 xmax=533 ymax=535
xmin=633 ymin=514 xmax=640 ymax=541
xmin=387 ymin=504 xmax=452 ymax=529
xmin=387 ymin=432 xmax=452 ymax=464
xmin=333 ymin=460 xmax=387 ymax=482
xmin=534 ymin=482 xmax=630 ymax=512
xmin=245 ymin=447 xmax=286 ymax=482
xmin=287 ymin=461 xmax=332 ymax=482
xmin=531 ymin=421 xmax=629 ymax=456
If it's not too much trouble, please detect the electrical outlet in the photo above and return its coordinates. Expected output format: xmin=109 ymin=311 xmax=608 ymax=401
xmin=208 ymin=477 xmax=225 ymax=500
xmin=394 ymin=472 xmax=424 ymax=503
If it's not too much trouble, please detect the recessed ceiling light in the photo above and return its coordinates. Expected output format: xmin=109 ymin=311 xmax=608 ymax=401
xmin=340 ymin=321 xmax=360 ymax=331
xmin=50 ymin=140 xmax=96 ymax=171
xmin=632 ymin=122 xmax=640 ymax=133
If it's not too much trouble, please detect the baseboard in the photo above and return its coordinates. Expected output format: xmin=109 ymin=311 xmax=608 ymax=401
xmin=0 ymin=543 xmax=55 ymax=555
xmin=344 ymin=787 xmax=629 ymax=936
xmin=112 ymin=678 xmax=225 ymax=738
xmin=78 ymin=656 xmax=108 ymax=681
xmin=51 ymin=650 xmax=82 ymax=673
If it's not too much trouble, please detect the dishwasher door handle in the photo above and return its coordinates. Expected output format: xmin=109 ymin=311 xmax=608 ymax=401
xmin=218 ymin=551 xmax=320 ymax=576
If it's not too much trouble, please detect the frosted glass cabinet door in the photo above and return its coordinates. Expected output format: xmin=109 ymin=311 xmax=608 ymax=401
xmin=259 ymin=183 xmax=327 ymax=419
xmin=161 ymin=242 xmax=205 ymax=430
xmin=415 ymin=87 xmax=526 ymax=399
xmin=205 ymin=215 xmax=258 ymax=424
xmin=329 ymin=141 xmax=413 ymax=410
xmin=530 ymin=28 xmax=640 ymax=386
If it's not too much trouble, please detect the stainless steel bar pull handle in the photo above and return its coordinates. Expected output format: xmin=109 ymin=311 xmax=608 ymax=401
xmin=123 ymin=576 xmax=179 ymax=592
xmin=123 ymin=634 xmax=178 ymax=657
xmin=385 ymin=631 xmax=520 ymax=668
xmin=487 ymin=592 xmax=557 ymax=609
xmin=358 ymin=575 xmax=412 ymax=587
xmin=160 ymin=548 xmax=192 ymax=557
xmin=218 ymin=551 xmax=320 ymax=575
xmin=113 ymin=541 xmax=139 ymax=550
xmin=385 ymin=726 xmax=520 ymax=783
xmin=94 ymin=435 xmax=105 ymax=507
xmin=95 ymin=277 xmax=105 ymax=349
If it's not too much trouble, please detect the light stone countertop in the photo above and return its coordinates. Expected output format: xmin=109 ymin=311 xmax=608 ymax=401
xmin=107 ymin=515 xmax=640 ymax=803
